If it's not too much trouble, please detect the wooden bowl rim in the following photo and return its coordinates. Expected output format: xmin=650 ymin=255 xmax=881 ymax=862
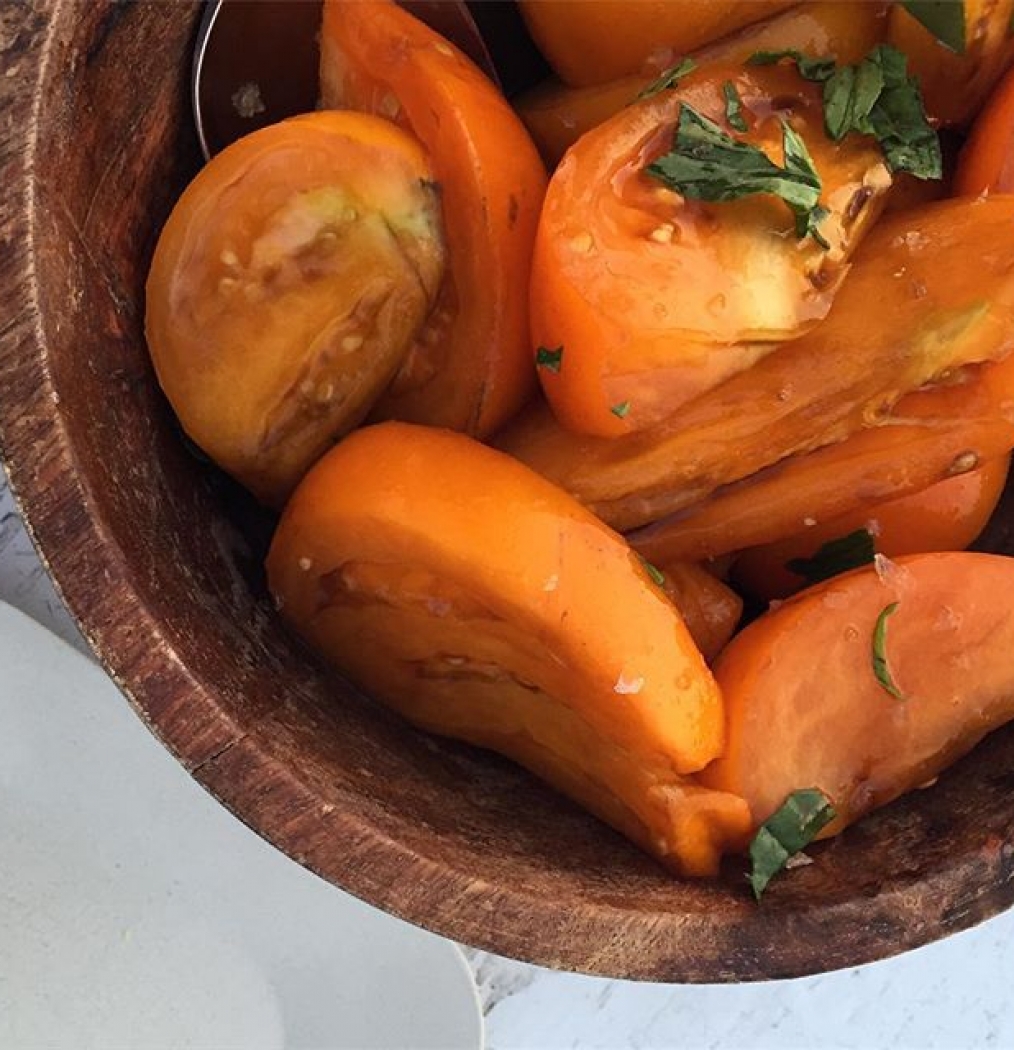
xmin=1 ymin=0 xmax=1012 ymax=982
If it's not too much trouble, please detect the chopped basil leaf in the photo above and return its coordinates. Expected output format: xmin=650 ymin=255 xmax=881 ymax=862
xmin=722 ymin=80 xmax=748 ymax=132
xmin=748 ymin=49 xmax=837 ymax=82
xmin=780 ymin=121 xmax=830 ymax=245
xmin=901 ymin=0 xmax=966 ymax=53
xmin=645 ymin=106 xmax=826 ymax=244
xmin=611 ymin=401 xmax=631 ymax=419
xmin=636 ymin=58 xmax=697 ymax=102
xmin=535 ymin=345 xmax=563 ymax=373
xmin=864 ymin=45 xmax=942 ymax=180
xmin=822 ymin=57 xmax=884 ymax=141
xmin=638 ymin=555 xmax=666 ymax=587
xmin=748 ymin=788 xmax=836 ymax=900
xmin=786 ymin=527 xmax=876 ymax=584
xmin=872 ymin=601 xmax=906 ymax=700
xmin=820 ymin=46 xmax=941 ymax=179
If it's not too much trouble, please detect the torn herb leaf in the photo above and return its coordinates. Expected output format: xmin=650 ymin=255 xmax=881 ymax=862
xmin=822 ymin=57 xmax=884 ymax=141
xmin=535 ymin=345 xmax=563 ymax=373
xmin=749 ymin=788 xmax=836 ymax=899
xmin=787 ymin=528 xmax=876 ymax=585
xmin=636 ymin=58 xmax=697 ymax=102
xmin=611 ymin=401 xmax=631 ymax=419
xmin=723 ymin=80 xmax=748 ymax=132
xmin=864 ymin=45 xmax=942 ymax=180
xmin=645 ymin=106 xmax=826 ymax=244
xmin=638 ymin=555 xmax=666 ymax=587
xmin=900 ymin=0 xmax=966 ymax=53
xmin=747 ymin=49 xmax=836 ymax=82
xmin=872 ymin=601 xmax=906 ymax=700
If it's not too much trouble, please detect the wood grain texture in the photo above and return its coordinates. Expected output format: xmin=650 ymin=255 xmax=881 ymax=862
xmin=1 ymin=0 xmax=1013 ymax=982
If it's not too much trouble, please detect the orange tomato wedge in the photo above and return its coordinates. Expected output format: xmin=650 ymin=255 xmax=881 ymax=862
xmin=145 ymin=111 xmax=445 ymax=506
xmin=518 ymin=0 xmax=799 ymax=88
xmin=320 ymin=0 xmax=547 ymax=436
xmin=955 ymin=63 xmax=1014 ymax=195
xmin=702 ymin=553 xmax=1014 ymax=837
xmin=531 ymin=61 xmax=892 ymax=435
xmin=733 ymin=456 xmax=1011 ymax=601
xmin=628 ymin=353 xmax=1014 ymax=565
xmin=267 ymin=423 xmax=749 ymax=875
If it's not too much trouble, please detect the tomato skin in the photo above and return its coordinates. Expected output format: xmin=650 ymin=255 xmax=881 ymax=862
xmin=320 ymin=0 xmax=546 ymax=437
xmin=531 ymin=62 xmax=891 ymax=437
xmin=145 ymin=111 xmax=445 ymax=506
xmin=518 ymin=0 xmax=798 ymax=88
xmin=955 ymin=64 xmax=1014 ymax=195
xmin=733 ymin=456 xmax=1012 ymax=601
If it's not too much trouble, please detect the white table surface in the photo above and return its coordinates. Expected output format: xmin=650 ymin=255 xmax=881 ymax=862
xmin=2 ymin=465 xmax=1013 ymax=1050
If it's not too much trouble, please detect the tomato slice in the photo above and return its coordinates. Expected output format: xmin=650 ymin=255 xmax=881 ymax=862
xmin=145 ymin=111 xmax=445 ymax=506
xmin=267 ymin=422 xmax=749 ymax=875
xmin=733 ymin=456 xmax=1012 ymax=601
xmin=531 ymin=61 xmax=892 ymax=436
xmin=702 ymin=552 xmax=1014 ymax=837
xmin=628 ymin=352 xmax=1014 ymax=566
xmin=320 ymin=0 xmax=547 ymax=437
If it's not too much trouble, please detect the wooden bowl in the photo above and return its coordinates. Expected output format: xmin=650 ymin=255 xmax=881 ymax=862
xmin=2 ymin=0 xmax=1013 ymax=982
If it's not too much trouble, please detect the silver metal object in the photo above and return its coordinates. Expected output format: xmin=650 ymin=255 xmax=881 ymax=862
xmin=192 ymin=0 xmax=501 ymax=162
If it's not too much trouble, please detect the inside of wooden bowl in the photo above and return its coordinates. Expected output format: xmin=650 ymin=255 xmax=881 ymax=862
xmin=5 ymin=0 xmax=1014 ymax=981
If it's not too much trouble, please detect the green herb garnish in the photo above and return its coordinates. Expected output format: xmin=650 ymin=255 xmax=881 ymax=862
xmin=748 ymin=49 xmax=837 ymax=82
xmin=535 ymin=345 xmax=563 ymax=373
xmin=901 ymin=0 xmax=966 ymax=53
xmin=636 ymin=58 xmax=697 ymax=102
xmin=751 ymin=45 xmax=942 ymax=181
xmin=864 ymin=46 xmax=942 ymax=180
xmin=872 ymin=601 xmax=906 ymax=700
xmin=748 ymin=788 xmax=836 ymax=900
xmin=610 ymin=400 xmax=631 ymax=419
xmin=822 ymin=56 xmax=884 ymax=141
xmin=822 ymin=46 xmax=942 ymax=180
xmin=723 ymin=80 xmax=748 ymax=132
xmin=786 ymin=527 xmax=876 ymax=585
xmin=638 ymin=555 xmax=666 ymax=587
xmin=645 ymin=105 xmax=826 ymax=244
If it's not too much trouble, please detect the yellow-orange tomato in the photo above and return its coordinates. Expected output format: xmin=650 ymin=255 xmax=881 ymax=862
xmin=145 ymin=111 xmax=445 ymax=506
xmin=955 ymin=64 xmax=1014 ymax=194
xmin=518 ymin=1 xmax=889 ymax=168
xmin=518 ymin=0 xmax=798 ymax=88
xmin=702 ymin=553 xmax=1014 ymax=837
xmin=320 ymin=0 xmax=546 ymax=437
xmin=267 ymin=423 xmax=749 ymax=875
xmin=888 ymin=0 xmax=1014 ymax=127
xmin=531 ymin=62 xmax=891 ymax=437
xmin=733 ymin=456 xmax=1011 ymax=601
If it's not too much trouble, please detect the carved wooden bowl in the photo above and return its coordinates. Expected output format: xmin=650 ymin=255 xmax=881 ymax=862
xmin=2 ymin=0 xmax=1013 ymax=981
